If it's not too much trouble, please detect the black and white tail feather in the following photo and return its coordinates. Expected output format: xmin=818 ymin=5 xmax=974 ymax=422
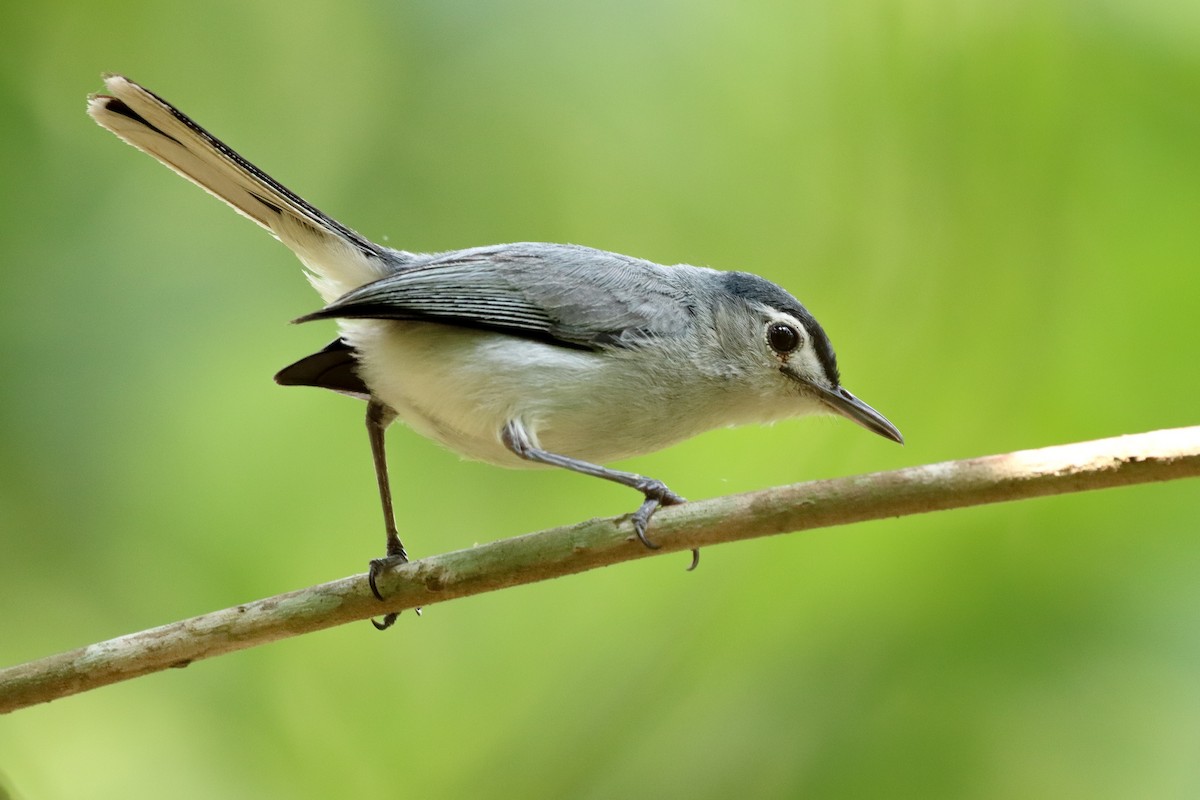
xmin=88 ymin=74 xmax=393 ymax=303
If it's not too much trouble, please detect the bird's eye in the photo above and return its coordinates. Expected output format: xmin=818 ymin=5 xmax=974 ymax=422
xmin=767 ymin=322 xmax=802 ymax=354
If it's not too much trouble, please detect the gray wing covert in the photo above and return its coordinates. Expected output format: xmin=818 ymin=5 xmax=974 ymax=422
xmin=295 ymin=243 xmax=694 ymax=350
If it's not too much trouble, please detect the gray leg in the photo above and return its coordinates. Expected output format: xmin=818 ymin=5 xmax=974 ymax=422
xmin=366 ymin=399 xmax=406 ymax=630
xmin=502 ymin=420 xmax=698 ymax=568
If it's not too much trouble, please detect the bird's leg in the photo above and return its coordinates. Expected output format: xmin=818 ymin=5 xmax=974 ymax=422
xmin=501 ymin=420 xmax=698 ymax=569
xmin=366 ymin=399 xmax=406 ymax=630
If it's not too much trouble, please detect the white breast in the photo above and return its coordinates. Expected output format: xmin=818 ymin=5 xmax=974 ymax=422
xmin=340 ymin=318 xmax=829 ymax=469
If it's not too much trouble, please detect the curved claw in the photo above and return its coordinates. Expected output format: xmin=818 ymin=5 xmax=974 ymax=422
xmin=372 ymin=613 xmax=399 ymax=631
xmin=368 ymin=568 xmax=383 ymax=601
xmin=368 ymin=553 xmax=410 ymax=630
xmin=631 ymin=489 xmax=692 ymax=570
xmin=632 ymin=496 xmax=664 ymax=550
xmin=368 ymin=553 xmax=409 ymax=600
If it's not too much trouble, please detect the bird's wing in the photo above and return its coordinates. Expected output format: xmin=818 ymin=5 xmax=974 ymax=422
xmin=296 ymin=244 xmax=695 ymax=350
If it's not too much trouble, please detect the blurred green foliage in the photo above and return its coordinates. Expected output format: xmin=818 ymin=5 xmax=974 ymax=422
xmin=2 ymin=0 xmax=1199 ymax=797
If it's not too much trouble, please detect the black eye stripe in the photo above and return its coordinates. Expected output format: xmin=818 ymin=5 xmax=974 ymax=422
xmin=767 ymin=322 xmax=802 ymax=354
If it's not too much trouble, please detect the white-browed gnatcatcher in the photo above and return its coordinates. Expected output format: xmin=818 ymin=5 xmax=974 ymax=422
xmin=88 ymin=75 xmax=902 ymax=626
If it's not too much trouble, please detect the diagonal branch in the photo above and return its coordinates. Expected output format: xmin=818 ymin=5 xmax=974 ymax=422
xmin=3 ymin=426 xmax=1199 ymax=714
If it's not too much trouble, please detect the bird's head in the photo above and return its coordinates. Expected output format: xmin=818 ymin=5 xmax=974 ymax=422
xmin=713 ymin=271 xmax=903 ymax=444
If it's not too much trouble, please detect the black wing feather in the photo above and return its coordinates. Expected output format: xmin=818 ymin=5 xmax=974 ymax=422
xmin=294 ymin=243 xmax=691 ymax=350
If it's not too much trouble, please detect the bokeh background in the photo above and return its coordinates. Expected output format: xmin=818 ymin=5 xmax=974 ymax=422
xmin=2 ymin=0 xmax=1198 ymax=797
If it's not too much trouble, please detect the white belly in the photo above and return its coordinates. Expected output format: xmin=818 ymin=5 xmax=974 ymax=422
xmin=342 ymin=320 xmax=736 ymax=467
xmin=339 ymin=319 xmax=828 ymax=469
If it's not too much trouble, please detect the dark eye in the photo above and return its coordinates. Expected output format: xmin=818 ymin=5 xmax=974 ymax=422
xmin=767 ymin=322 xmax=802 ymax=354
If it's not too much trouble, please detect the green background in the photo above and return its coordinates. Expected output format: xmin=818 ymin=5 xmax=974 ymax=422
xmin=2 ymin=0 xmax=1198 ymax=797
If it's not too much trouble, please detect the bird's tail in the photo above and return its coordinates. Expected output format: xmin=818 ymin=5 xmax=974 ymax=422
xmin=87 ymin=74 xmax=390 ymax=301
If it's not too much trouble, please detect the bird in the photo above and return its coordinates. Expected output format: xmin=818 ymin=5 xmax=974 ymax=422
xmin=88 ymin=74 xmax=903 ymax=626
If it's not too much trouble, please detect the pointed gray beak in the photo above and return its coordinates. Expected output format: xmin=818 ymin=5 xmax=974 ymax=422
xmin=812 ymin=384 xmax=904 ymax=444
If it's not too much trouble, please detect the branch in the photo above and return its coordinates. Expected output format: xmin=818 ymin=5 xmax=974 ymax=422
xmin=3 ymin=426 xmax=1199 ymax=713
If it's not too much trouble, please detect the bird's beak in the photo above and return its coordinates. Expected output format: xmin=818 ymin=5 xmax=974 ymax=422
xmin=812 ymin=384 xmax=904 ymax=444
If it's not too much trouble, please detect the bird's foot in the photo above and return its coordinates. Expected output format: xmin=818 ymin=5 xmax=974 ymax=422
xmin=368 ymin=541 xmax=409 ymax=631
xmin=629 ymin=480 xmax=698 ymax=569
